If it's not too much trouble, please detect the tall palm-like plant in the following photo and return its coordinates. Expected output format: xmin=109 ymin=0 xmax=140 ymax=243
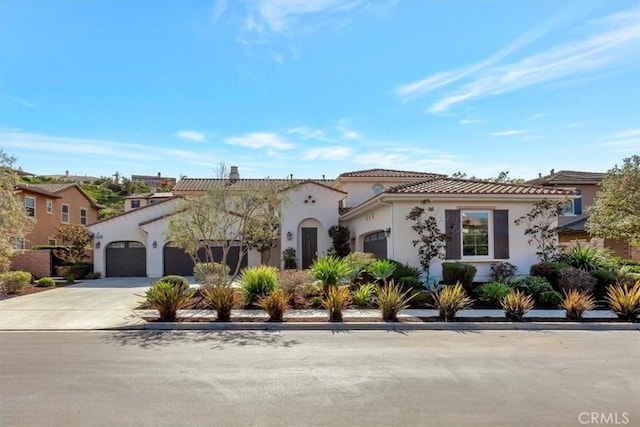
xmin=310 ymin=256 xmax=350 ymax=290
xmin=368 ymin=259 xmax=397 ymax=285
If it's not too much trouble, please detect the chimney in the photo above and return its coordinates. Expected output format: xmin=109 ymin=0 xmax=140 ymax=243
xmin=65 ymin=170 xmax=69 ymax=177
xmin=157 ymin=172 xmax=161 ymax=177
xmin=538 ymin=173 xmax=542 ymax=178
xmin=229 ymin=166 xmax=240 ymax=183
xmin=550 ymin=169 xmax=555 ymax=175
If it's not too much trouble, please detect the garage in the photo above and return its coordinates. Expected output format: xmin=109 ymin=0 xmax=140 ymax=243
xmin=105 ymin=241 xmax=146 ymax=277
xmin=363 ymin=231 xmax=387 ymax=259
xmin=163 ymin=243 xmax=248 ymax=276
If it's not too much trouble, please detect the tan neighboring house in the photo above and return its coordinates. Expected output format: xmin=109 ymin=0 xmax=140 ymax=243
xmin=124 ymin=192 xmax=174 ymax=212
xmin=131 ymin=173 xmax=176 ymax=190
xmin=526 ymin=169 xmax=632 ymax=258
xmin=15 ymin=183 xmax=102 ymax=248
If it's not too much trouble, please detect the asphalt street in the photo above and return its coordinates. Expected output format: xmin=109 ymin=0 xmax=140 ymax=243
xmin=1 ymin=330 xmax=638 ymax=426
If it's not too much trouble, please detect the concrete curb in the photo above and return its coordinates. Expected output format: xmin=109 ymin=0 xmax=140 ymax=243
xmin=107 ymin=321 xmax=640 ymax=332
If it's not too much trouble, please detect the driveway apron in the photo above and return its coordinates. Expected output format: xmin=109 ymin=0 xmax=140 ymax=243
xmin=0 ymin=277 xmax=153 ymax=330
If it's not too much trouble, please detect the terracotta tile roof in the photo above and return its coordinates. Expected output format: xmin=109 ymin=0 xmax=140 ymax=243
xmin=338 ymin=168 xmax=445 ymax=178
xmin=28 ymin=183 xmax=77 ymax=193
xmin=385 ymin=178 xmax=576 ymax=196
xmin=174 ymin=178 xmax=337 ymax=192
xmin=15 ymin=184 xmax=62 ymax=198
xmin=87 ymin=196 xmax=181 ymax=226
xmin=17 ymin=183 xmax=103 ymax=208
xmin=526 ymin=170 xmax=605 ymax=185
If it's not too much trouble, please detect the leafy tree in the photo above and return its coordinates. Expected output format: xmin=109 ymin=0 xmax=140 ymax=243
xmin=451 ymin=170 xmax=525 ymax=184
xmin=53 ymin=224 xmax=93 ymax=264
xmin=587 ymin=155 xmax=640 ymax=246
xmin=514 ymin=199 xmax=565 ymax=262
xmin=406 ymin=200 xmax=451 ymax=278
xmin=0 ymin=150 xmax=33 ymax=271
xmin=328 ymin=225 xmax=351 ymax=257
xmin=167 ymin=164 xmax=286 ymax=281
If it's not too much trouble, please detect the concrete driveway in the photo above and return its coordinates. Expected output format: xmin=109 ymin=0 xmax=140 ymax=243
xmin=0 ymin=277 xmax=154 ymax=330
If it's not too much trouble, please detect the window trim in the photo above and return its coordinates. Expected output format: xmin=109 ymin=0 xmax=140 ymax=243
xmin=130 ymin=200 xmax=141 ymax=209
xmin=46 ymin=199 xmax=53 ymax=215
xmin=25 ymin=196 xmax=36 ymax=218
xmin=559 ymin=200 xmax=575 ymax=216
xmin=61 ymin=203 xmax=70 ymax=224
xmin=461 ymin=210 xmax=493 ymax=260
xmin=80 ymin=207 xmax=88 ymax=225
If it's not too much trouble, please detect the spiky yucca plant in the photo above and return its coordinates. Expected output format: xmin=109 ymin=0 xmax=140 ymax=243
xmin=202 ymin=284 xmax=238 ymax=322
xmin=376 ymin=281 xmax=415 ymax=321
xmin=257 ymin=289 xmax=289 ymax=322
xmin=501 ymin=290 xmax=534 ymax=321
xmin=368 ymin=259 xmax=397 ymax=285
xmin=606 ymin=280 xmax=640 ymax=322
xmin=321 ymin=285 xmax=351 ymax=322
xmin=561 ymin=289 xmax=596 ymax=321
xmin=352 ymin=283 xmax=376 ymax=306
xmin=145 ymin=280 xmax=194 ymax=322
xmin=432 ymin=282 xmax=473 ymax=321
xmin=310 ymin=256 xmax=350 ymax=290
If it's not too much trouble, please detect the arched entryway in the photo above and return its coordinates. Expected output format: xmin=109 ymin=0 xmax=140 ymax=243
xmin=363 ymin=231 xmax=387 ymax=259
xmin=105 ymin=241 xmax=146 ymax=277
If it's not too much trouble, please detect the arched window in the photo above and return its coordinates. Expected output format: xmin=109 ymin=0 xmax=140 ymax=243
xmin=372 ymin=184 xmax=384 ymax=195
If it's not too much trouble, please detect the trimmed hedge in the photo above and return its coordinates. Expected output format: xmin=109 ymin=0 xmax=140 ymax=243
xmin=442 ymin=262 xmax=477 ymax=289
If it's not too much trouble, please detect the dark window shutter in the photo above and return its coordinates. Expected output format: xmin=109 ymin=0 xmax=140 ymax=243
xmin=493 ymin=210 xmax=509 ymax=259
xmin=445 ymin=210 xmax=461 ymax=260
xmin=574 ymin=189 xmax=582 ymax=215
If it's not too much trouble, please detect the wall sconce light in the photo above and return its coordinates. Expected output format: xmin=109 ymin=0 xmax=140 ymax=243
xmin=95 ymin=241 xmax=101 ymax=249
xmin=152 ymin=241 xmax=158 ymax=248
xmin=95 ymin=232 xmax=103 ymax=240
xmin=384 ymin=227 xmax=391 ymax=238
xmin=286 ymin=231 xmax=293 ymax=241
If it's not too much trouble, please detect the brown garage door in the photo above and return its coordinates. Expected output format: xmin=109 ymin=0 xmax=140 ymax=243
xmin=163 ymin=243 xmax=248 ymax=276
xmin=106 ymin=241 xmax=146 ymax=277
xmin=363 ymin=231 xmax=387 ymax=259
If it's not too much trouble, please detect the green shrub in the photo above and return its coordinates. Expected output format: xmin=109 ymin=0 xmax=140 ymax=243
xmin=367 ymin=259 xmax=397 ymax=284
xmin=606 ymin=280 xmax=640 ymax=322
xmin=69 ymin=262 xmax=93 ymax=280
xmin=501 ymin=290 xmax=534 ymax=321
xmin=36 ymin=277 xmax=55 ymax=288
xmin=558 ymin=267 xmax=597 ymax=293
xmin=530 ymin=262 xmax=569 ymax=290
xmin=539 ymin=290 xmax=563 ymax=307
xmin=565 ymin=243 xmax=611 ymax=272
xmin=522 ymin=276 xmax=554 ymax=298
xmin=409 ymin=290 xmax=432 ymax=308
xmin=257 ymin=289 xmax=289 ymax=322
xmin=352 ymin=283 xmax=376 ymax=306
xmin=282 ymin=247 xmax=297 ymax=270
xmin=375 ymin=281 xmax=415 ymax=321
xmin=321 ymin=286 xmax=350 ymax=322
xmin=85 ymin=272 xmax=101 ymax=280
xmin=145 ymin=280 xmax=194 ymax=322
xmin=239 ymin=265 xmax=279 ymax=306
xmin=310 ymin=256 xmax=350 ymax=289
xmin=65 ymin=275 xmax=75 ymax=284
xmin=490 ymin=262 xmax=518 ymax=282
xmin=202 ymin=284 xmax=238 ymax=322
xmin=0 ymin=271 xmax=32 ymax=294
xmin=193 ymin=262 xmax=230 ymax=286
xmin=388 ymin=260 xmax=421 ymax=284
xmin=479 ymin=282 xmax=511 ymax=306
xmin=441 ymin=262 xmax=477 ymax=289
xmin=397 ymin=276 xmax=424 ymax=293
xmin=309 ymin=296 xmax=323 ymax=308
xmin=590 ymin=269 xmax=617 ymax=299
xmin=432 ymin=282 xmax=473 ymax=321
xmin=562 ymin=289 xmax=596 ymax=321
xmin=158 ymin=275 xmax=190 ymax=292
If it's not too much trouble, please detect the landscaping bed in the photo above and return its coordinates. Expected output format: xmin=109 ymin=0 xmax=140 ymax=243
xmin=0 ymin=279 xmax=78 ymax=301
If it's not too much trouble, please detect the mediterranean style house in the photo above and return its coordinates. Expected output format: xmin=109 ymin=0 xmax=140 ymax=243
xmin=88 ymin=167 xmax=574 ymax=281
xmin=15 ymin=183 xmax=102 ymax=248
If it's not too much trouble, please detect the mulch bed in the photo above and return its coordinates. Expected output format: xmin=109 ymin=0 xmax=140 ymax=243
xmin=0 ymin=280 xmax=77 ymax=301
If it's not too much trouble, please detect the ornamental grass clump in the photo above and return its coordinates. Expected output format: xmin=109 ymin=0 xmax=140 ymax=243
xmin=257 ymin=289 xmax=289 ymax=322
xmin=561 ymin=289 xmax=596 ymax=321
xmin=368 ymin=259 xmax=397 ymax=285
xmin=239 ymin=265 xmax=279 ymax=306
xmin=432 ymin=282 xmax=473 ymax=322
xmin=479 ymin=282 xmax=511 ymax=306
xmin=501 ymin=290 xmax=534 ymax=322
xmin=310 ymin=256 xmax=350 ymax=290
xmin=145 ymin=280 xmax=195 ymax=322
xmin=375 ymin=281 xmax=415 ymax=321
xmin=606 ymin=280 xmax=640 ymax=322
xmin=0 ymin=271 xmax=32 ymax=294
xmin=321 ymin=286 xmax=350 ymax=322
xmin=202 ymin=284 xmax=238 ymax=322
xmin=352 ymin=283 xmax=376 ymax=306
xmin=36 ymin=277 xmax=55 ymax=288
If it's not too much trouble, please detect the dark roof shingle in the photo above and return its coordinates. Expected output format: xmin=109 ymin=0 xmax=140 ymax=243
xmin=385 ymin=178 xmax=576 ymax=196
xmin=338 ymin=168 xmax=445 ymax=179
xmin=526 ymin=170 xmax=605 ymax=185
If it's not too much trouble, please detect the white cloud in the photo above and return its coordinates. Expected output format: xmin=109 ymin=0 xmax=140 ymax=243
xmin=225 ymin=132 xmax=295 ymax=150
xmin=459 ymin=118 xmax=486 ymax=125
xmin=395 ymin=8 xmax=640 ymax=113
xmin=490 ymin=130 xmax=530 ymax=136
xmin=336 ymin=120 xmax=361 ymax=140
xmin=303 ymin=146 xmax=352 ymax=161
xmin=601 ymin=128 xmax=640 ymax=152
xmin=175 ymin=130 xmax=206 ymax=143
xmin=287 ymin=126 xmax=329 ymax=141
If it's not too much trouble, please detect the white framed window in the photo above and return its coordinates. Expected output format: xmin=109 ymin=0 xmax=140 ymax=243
xmin=15 ymin=237 xmax=25 ymax=250
xmin=80 ymin=208 xmax=88 ymax=225
xmin=559 ymin=200 xmax=575 ymax=215
xmin=372 ymin=184 xmax=384 ymax=195
xmin=25 ymin=197 xmax=35 ymax=217
xmin=61 ymin=204 xmax=70 ymax=224
xmin=461 ymin=211 xmax=492 ymax=258
xmin=131 ymin=200 xmax=140 ymax=209
xmin=46 ymin=199 xmax=53 ymax=214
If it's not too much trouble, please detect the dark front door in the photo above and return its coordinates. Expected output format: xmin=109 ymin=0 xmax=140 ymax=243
xmin=301 ymin=227 xmax=318 ymax=269
xmin=106 ymin=241 xmax=146 ymax=277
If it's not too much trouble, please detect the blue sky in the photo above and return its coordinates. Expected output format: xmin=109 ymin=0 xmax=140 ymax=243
xmin=1 ymin=0 xmax=638 ymax=181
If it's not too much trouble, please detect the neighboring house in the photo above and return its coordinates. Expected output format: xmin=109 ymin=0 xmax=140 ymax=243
xmin=46 ymin=170 xmax=99 ymax=183
xmin=15 ymin=183 xmax=102 ymax=248
xmin=88 ymin=167 xmax=574 ymax=280
xmin=131 ymin=173 xmax=176 ymax=190
xmin=526 ymin=169 xmax=631 ymax=258
xmin=124 ymin=192 xmax=174 ymax=212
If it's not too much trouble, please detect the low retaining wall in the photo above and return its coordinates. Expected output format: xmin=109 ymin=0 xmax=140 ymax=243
xmin=10 ymin=249 xmax=51 ymax=278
